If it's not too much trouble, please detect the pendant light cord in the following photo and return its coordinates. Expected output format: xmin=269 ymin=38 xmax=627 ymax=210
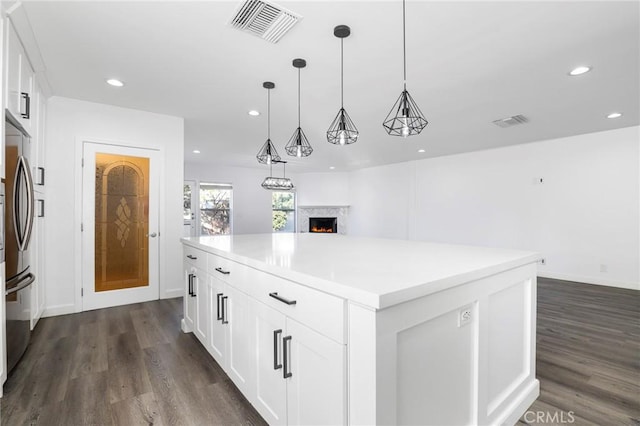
xmin=341 ymin=38 xmax=344 ymax=108
xmin=403 ymin=0 xmax=407 ymax=88
xmin=267 ymin=88 xmax=271 ymax=139
xmin=298 ymin=68 xmax=301 ymax=127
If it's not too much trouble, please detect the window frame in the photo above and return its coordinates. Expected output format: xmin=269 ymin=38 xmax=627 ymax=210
xmin=198 ymin=182 xmax=233 ymax=235
xmin=272 ymin=191 xmax=296 ymax=233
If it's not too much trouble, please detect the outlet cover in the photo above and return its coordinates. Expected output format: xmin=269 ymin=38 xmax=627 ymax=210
xmin=458 ymin=306 xmax=473 ymax=327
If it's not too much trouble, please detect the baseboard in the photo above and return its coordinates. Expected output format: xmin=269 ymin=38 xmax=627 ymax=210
xmin=538 ymin=272 xmax=639 ymax=291
xmin=42 ymin=303 xmax=77 ymax=317
xmin=497 ymin=379 xmax=540 ymax=426
xmin=163 ymin=288 xmax=183 ymax=299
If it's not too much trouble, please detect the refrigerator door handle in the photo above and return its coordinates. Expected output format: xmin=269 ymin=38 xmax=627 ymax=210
xmin=14 ymin=156 xmax=35 ymax=252
xmin=5 ymin=272 xmax=35 ymax=296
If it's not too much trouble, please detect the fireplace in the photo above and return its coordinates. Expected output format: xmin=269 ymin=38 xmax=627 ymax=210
xmin=309 ymin=217 xmax=337 ymax=233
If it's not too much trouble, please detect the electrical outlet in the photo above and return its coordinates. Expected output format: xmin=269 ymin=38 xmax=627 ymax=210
xmin=458 ymin=306 xmax=472 ymax=327
xmin=538 ymin=258 xmax=546 ymax=266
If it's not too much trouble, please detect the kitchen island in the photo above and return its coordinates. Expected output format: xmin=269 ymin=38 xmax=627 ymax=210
xmin=181 ymin=233 xmax=540 ymax=425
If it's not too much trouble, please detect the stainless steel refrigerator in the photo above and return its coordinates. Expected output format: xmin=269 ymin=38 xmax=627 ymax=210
xmin=4 ymin=114 xmax=35 ymax=375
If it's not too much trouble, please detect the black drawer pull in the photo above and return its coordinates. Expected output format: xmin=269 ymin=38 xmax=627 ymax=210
xmin=187 ymin=255 xmax=197 ymax=260
xmin=283 ymin=335 xmax=292 ymax=379
xmin=215 ymin=267 xmax=230 ymax=275
xmin=273 ymin=329 xmax=282 ymax=370
xmin=221 ymin=296 xmax=228 ymax=324
xmin=216 ymin=293 xmax=223 ymax=320
xmin=269 ymin=292 xmax=296 ymax=305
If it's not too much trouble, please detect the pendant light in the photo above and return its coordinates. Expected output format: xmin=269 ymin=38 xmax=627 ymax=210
xmin=285 ymin=59 xmax=313 ymax=158
xmin=327 ymin=25 xmax=358 ymax=146
xmin=382 ymin=0 xmax=428 ymax=137
xmin=256 ymin=81 xmax=281 ymax=165
xmin=261 ymin=160 xmax=294 ymax=191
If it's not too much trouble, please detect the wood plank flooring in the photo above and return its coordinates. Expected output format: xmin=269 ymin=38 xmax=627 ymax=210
xmin=0 ymin=298 xmax=267 ymax=426
xmin=518 ymin=277 xmax=640 ymax=426
xmin=1 ymin=278 xmax=638 ymax=425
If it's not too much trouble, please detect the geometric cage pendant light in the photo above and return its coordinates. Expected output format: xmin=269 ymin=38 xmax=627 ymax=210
xmin=256 ymin=81 xmax=282 ymax=164
xmin=327 ymin=25 xmax=359 ymax=146
xmin=382 ymin=0 xmax=428 ymax=137
xmin=285 ymin=58 xmax=313 ymax=158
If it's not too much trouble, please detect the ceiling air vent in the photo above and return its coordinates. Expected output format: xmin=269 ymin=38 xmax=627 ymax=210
xmin=492 ymin=115 xmax=529 ymax=128
xmin=230 ymin=0 xmax=301 ymax=44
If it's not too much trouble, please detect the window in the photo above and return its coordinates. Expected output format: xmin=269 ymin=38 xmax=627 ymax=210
xmin=272 ymin=192 xmax=295 ymax=233
xmin=199 ymin=183 xmax=232 ymax=235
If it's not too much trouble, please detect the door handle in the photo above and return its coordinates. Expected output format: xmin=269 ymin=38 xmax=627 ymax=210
xmin=221 ymin=296 xmax=228 ymax=324
xmin=188 ymin=274 xmax=193 ymax=296
xmin=37 ymin=199 xmax=45 ymax=218
xmin=216 ymin=293 xmax=224 ymax=321
xmin=283 ymin=335 xmax=292 ymax=379
xmin=273 ymin=329 xmax=283 ymax=370
xmin=147 ymin=232 xmax=158 ymax=238
xmin=191 ymin=275 xmax=197 ymax=297
xmin=20 ymin=92 xmax=30 ymax=119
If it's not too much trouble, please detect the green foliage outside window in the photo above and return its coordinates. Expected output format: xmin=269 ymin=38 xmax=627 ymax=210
xmin=272 ymin=192 xmax=295 ymax=232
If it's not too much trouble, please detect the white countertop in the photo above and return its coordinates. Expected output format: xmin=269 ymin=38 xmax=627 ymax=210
xmin=182 ymin=234 xmax=539 ymax=309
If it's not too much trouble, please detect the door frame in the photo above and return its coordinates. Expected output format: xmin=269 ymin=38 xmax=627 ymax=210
xmin=74 ymin=138 xmax=164 ymax=313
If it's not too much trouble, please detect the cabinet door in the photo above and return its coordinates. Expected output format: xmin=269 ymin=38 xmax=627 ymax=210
xmin=30 ymin=193 xmax=46 ymax=329
xmin=250 ymin=298 xmax=287 ymax=425
xmin=286 ymin=318 xmax=346 ymax=426
xmin=183 ymin=265 xmax=195 ymax=331
xmin=225 ymin=284 xmax=254 ymax=397
xmin=18 ymin=47 xmax=33 ymax=132
xmin=5 ymin=22 xmax=21 ymax=119
xmin=208 ymin=274 xmax=226 ymax=366
xmin=193 ymin=268 xmax=208 ymax=344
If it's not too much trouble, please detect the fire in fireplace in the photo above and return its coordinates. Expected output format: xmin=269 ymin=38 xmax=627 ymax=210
xmin=309 ymin=217 xmax=337 ymax=233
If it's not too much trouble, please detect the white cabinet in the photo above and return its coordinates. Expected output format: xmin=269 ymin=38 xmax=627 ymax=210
xmin=182 ymin=247 xmax=347 ymax=425
xmin=193 ymin=268 xmax=208 ymax=344
xmin=4 ymin=20 xmax=34 ymax=133
xmin=250 ymin=298 xmax=345 ymax=426
xmin=30 ymin=192 xmax=46 ymax=329
xmin=32 ymin=82 xmax=46 ymax=188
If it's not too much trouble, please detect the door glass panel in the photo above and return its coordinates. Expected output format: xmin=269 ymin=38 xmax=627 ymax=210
xmin=95 ymin=153 xmax=149 ymax=292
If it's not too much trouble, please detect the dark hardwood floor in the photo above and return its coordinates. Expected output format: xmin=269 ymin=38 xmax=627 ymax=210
xmin=1 ymin=278 xmax=638 ymax=425
xmin=519 ymin=277 xmax=640 ymax=426
xmin=0 ymin=298 xmax=267 ymax=426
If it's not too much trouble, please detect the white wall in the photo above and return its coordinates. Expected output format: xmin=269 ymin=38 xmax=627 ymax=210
xmin=295 ymin=172 xmax=350 ymax=206
xmin=184 ymin=163 xmax=295 ymax=235
xmin=44 ymin=96 xmax=184 ymax=316
xmin=345 ymin=126 xmax=640 ymax=290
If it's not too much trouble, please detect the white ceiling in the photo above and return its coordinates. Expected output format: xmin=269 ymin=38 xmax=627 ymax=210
xmin=21 ymin=1 xmax=640 ymax=172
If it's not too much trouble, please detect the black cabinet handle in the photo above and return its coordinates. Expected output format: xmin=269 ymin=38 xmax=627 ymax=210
xmin=37 ymin=199 xmax=45 ymax=218
xmin=36 ymin=167 xmax=45 ymax=186
xmin=20 ymin=92 xmax=30 ymax=119
xmin=273 ymin=329 xmax=283 ymax=370
xmin=191 ymin=275 xmax=197 ymax=297
xmin=269 ymin=292 xmax=297 ymax=306
xmin=187 ymin=254 xmax=197 ymax=260
xmin=216 ymin=293 xmax=224 ymax=320
xmin=283 ymin=335 xmax=292 ymax=379
xmin=215 ymin=267 xmax=230 ymax=275
xmin=188 ymin=274 xmax=193 ymax=295
xmin=221 ymin=296 xmax=228 ymax=324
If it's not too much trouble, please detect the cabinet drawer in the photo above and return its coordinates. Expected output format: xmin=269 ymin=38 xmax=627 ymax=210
xmin=184 ymin=245 xmax=206 ymax=270
xmin=208 ymin=254 xmax=344 ymax=343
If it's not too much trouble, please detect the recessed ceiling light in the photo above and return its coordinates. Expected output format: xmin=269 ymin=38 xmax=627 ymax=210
xmin=248 ymin=110 xmax=260 ymax=116
xmin=106 ymin=78 xmax=124 ymax=87
xmin=418 ymin=149 xmax=426 ymax=153
xmin=568 ymin=66 xmax=591 ymax=76
xmin=193 ymin=150 xmax=201 ymax=154
xmin=329 ymin=166 xmax=335 ymax=170
xmin=606 ymin=112 xmax=623 ymax=119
